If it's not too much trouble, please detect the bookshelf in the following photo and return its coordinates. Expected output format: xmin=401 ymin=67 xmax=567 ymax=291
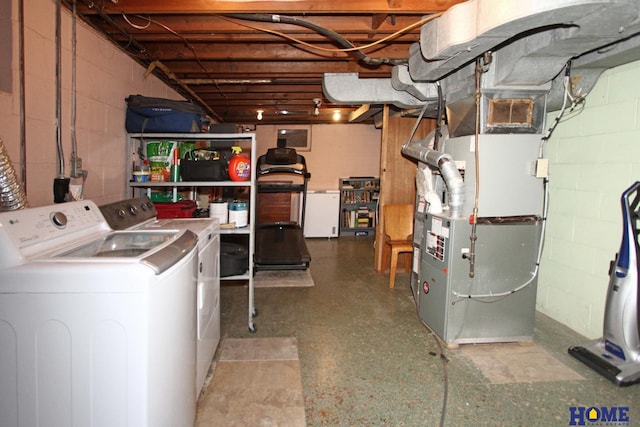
xmin=339 ymin=177 xmax=380 ymax=236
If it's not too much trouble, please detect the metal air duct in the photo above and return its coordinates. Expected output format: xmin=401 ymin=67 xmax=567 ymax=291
xmin=0 ymin=140 xmax=28 ymax=211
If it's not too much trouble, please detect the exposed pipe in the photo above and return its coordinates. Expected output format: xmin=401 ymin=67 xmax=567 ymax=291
xmin=225 ymin=13 xmax=407 ymax=66
xmin=68 ymin=0 xmax=88 ymax=200
xmin=401 ymin=133 xmax=465 ymax=219
xmin=55 ymin=0 xmax=64 ymax=178
xmin=18 ymin=0 xmax=27 ymax=197
xmin=70 ymin=0 xmax=78 ymax=166
xmin=54 ymin=0 xmax=69 ymax=203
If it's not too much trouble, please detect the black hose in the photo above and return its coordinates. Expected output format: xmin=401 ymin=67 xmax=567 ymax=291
xmin=225 ymin=13 xmax=406 ymax=66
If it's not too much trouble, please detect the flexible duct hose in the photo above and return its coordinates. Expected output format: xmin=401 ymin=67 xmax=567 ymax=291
xmin=0 ymin=140 xmax=29 ymax=211
xmin=225 ymin=13 xmax=407 ymax=66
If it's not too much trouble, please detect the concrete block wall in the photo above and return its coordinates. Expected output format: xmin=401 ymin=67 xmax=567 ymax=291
xmin=0 ymin=0 xmax=182 ymax=207
xmin=538 ymin=60 xmax=640 ymax=339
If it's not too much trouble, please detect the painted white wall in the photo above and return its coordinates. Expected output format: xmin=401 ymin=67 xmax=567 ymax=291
xmin=538 ymin=61 xmax=640 ymax=339
xmin=0 ymin=0 xmax=182 ymax=207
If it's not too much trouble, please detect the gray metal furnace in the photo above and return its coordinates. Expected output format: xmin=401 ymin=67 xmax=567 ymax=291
xmin=406 ymin=123 xmax=546 ymax=346
xmin=417 ymin=213 xmax=541 ymax=345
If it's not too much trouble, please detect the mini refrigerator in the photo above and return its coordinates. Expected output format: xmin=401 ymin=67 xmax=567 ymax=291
xmin=303 ymin=191 xmax=340 ymax=238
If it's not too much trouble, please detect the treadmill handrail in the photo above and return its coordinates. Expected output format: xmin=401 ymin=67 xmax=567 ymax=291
xmin=258 ymin=166 xmax=311 ymax=179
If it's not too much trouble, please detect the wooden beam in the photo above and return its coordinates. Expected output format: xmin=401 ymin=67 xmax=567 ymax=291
xmin=348 ymin=104 xmax=383 ymax=122
xmin=98 ymin=14 xmax=428 ymax=35
xmin=374 ymin=109 xmax=435 ymax=272
xmin=143 ymin=42 xmax=412 ymax=61
xmin=371 ymin=14 xmax=388 ymax=30
xmin=165 ymin=60 xmax=393 ymax=75
xmin=76 ymin=0 xmax=464 ymax=15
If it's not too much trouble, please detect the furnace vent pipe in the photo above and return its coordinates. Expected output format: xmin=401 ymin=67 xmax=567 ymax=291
xmin=402 ymin=136 xmax=464 ymax=218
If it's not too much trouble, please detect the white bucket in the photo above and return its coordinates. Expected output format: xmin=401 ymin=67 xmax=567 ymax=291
xmin=228 ymin=200 xmax=248 ymax=228
xmin=209 ymin=201 xmax=228 ymax=224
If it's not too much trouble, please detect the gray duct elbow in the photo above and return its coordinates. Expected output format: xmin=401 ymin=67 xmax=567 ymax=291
xmin=402 ymin=139 xmax=464 ymax=218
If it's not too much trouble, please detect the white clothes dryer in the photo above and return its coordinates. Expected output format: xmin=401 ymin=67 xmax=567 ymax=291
xmin=99 ymin=196 xmax=220 ymax=395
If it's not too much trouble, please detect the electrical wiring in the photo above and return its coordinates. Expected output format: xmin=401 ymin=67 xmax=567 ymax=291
xmin=541 ymin=60 xmax=588 ymax=150
xmin=123 ymin=14 xmax=215 ymax=79
xmin=122 ymin=14 xmax=230 ymax=108
xmin=121 ymin=13 xmax=150 ymax=30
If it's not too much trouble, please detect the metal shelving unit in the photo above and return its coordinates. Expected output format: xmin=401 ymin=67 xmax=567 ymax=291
xmin=126 ymin=132 xmax=257 ymax=332
xmin=339 ymin=177 xmax=380 ymax=236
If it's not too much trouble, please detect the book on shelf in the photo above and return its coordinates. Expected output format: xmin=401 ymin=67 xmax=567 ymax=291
xmin=340 ymin=177 xmax=379 ymax=231
xmin=342 ymin=190 xmax=377 ymax=204
xmin=341 ymin=206 xmax=376 ymax=229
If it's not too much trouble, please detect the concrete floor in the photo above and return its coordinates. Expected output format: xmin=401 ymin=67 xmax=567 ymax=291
xmin=212 ymin=236 xmax=640 ymax=426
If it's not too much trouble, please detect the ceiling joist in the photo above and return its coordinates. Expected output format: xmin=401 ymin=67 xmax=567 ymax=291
xmin=70 ymin=0 xmax=464 ymax=124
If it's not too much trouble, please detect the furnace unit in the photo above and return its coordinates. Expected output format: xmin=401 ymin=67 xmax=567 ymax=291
xmin=408 ymin=130 xmax=545 ymax=346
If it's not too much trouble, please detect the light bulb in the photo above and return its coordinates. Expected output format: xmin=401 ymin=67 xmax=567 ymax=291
xmin=257 ymin=110 xmax=263 ymax=120
xmin=333 ymin=109 xmax=341 ymax=121
xmin=313 ymin=98 xmax=322 ymax=116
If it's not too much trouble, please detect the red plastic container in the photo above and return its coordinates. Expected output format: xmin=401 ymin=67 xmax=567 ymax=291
xmin=153 ymin=200 xmax=197 ymax=219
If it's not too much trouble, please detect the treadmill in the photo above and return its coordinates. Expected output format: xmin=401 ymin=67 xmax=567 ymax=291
xmin=254 ymin=143 xmax=311 ymax=272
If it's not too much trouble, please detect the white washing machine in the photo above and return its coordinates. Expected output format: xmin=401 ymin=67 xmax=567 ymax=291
xmin=0 ymin=200 xmax=199 ymax=427
xmin=99 ymin=196 xmax=220 ymax=395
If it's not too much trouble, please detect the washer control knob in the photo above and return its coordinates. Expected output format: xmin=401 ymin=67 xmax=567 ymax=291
xmin=117 ymin=209 xmax=126 ymax=218
xmin=129 ymin=205 xmax=138 ymax=215
xmin=51 ymin=212 xmax=67 ymax=228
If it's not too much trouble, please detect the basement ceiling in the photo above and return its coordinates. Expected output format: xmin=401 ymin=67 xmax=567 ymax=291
xmin=69 ymin=0 xmax=464 ymax=126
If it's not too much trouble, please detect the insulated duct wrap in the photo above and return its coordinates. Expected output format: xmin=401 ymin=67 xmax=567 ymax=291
xmin=0 ymin=140 xmax=28 ymax=211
